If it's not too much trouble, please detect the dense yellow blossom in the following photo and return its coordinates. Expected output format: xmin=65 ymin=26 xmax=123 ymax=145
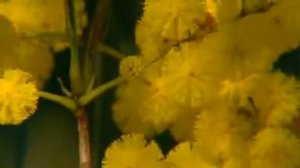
xmin=0 ymin=69 xmax=38 ymax=125
xmin=111 ymin=0 xmax=300 ymax=166
xmin=102 ymin=134 xmax=164 ymax=168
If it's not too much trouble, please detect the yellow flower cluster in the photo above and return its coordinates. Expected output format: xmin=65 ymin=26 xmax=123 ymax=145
xmin=106 ymin=0 xmax=300 ymax=167
xmin=0 ymin=69 xmax=38 ymax=125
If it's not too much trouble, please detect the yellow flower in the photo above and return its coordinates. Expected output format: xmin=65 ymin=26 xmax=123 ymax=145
xmin=119 ymin=55 xmax=145 ymax=79
xmin=165 ymin=142 xmax=217 ymax=168
xmin=219 ymin=73 xmax=258 ymax=108
xmin=143 ymin=0 xmax=207 ymax=41
xmin=252 ymin=72 xmax=300 ymax=127
xmin=18 ymin=40 xmax=54 ymax=89
xmin=135 ymin=20 xmax=176 ymax=61
xmin=0 ymin=69 xmax=38 ymax=125
xmin=162 ymin=42 xmax=219 ymax=108
xmin=102 ymin=134 xmax=164 ymax=168
xmin=169 ymin=106 xmax=201 ymax=142
xmin=112 ymin=79 xmax=162 ymax=137
xmin=193 ymin=101 xmax=232 ymax=161
xmin=251 ymin=127 xmax=300 ymax=168
xmin=235 ymin=4 xmax=300 ymax=71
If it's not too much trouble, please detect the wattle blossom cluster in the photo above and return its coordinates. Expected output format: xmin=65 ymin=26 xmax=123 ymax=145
xmin=103 ymin=0 xmax=300 ymax=167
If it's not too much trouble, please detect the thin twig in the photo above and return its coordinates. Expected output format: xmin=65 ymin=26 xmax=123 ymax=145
xmin=96 ymin=43 xmax=126 ymax=60
xmin=38 ymin=91 xmax=76 ymax=111
xmin=57 ymin=77 xmax=72 ymax=97
xmin=82 ymin=0 xmax=110 ymax=86
xmin=78 ymin=77 xmax=124 ymax=106
xmin=66 ymin=0 xmax=83 ymax=95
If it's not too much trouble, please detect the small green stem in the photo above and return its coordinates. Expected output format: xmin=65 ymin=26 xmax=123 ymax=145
xmin=39 ymin=91 xmax=77 ymax=111
xmin=96 ymin=43 xmax=126 ymax=60
xmin=67 ymin=0 xmax=83 ymax=95
xmin=78 ymin=77 xmax=124 ymax=106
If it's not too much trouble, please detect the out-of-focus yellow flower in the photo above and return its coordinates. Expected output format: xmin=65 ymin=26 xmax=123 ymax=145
xmin=18 ymin=40 xmax=54 ymax=89
xmin=0 ymin=15 xmax=18 ymax=49
xmin=0 ymin=15 xmax=54 ymax=89
xmin=0 ymin=0 xmax=86 ymax=36
xmin=0 ymin=15 xmax=20 ymax=72
xmin=102 ymin=134 xmax=164 ymax=168
xmin=0 ymin=69 xmax=38 ymax=125
xmin=250 ymin=127 xmax=300 ymax=168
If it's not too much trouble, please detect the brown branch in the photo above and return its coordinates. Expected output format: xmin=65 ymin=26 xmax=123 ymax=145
xmin=77 ymin=107 xmax=92 ymax=168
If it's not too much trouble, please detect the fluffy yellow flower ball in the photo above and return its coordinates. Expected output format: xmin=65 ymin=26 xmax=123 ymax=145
xmin=102 ymin=134 xmax=164 ymax=168
xmin=0 ymin=69 xmax=38 ymax=125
